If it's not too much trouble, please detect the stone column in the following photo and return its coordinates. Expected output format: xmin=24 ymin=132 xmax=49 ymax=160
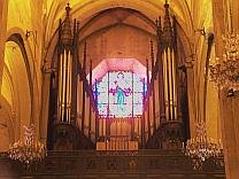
xmin=0 ymin=0 xmax=8 ymax=91
xmin=212 ymin=0 xmax=239 ymax=178
xmin=184 ymin=58 xmax=196 ymax=138
xmin=39 ymin=63 xmax=52 ymax=144
xmin=220 ymin=90 xmax=239 ymax=179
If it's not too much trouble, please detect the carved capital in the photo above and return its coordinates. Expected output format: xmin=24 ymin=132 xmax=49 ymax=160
xmin=11 ymin=110 xmax=16 ymax=121
xmin=185 ymin=62 xmax=193 ymax=69
xmin=42 ymin=60 xmax=53 ymax=74
xmin=184 ymin=55 xmax=194 ymax=69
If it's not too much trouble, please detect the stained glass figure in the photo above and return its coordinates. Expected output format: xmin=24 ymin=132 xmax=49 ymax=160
xmin=93 ymin=71 xmax=146 ymax=118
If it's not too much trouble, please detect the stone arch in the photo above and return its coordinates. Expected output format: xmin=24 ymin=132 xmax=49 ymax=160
xmin=6 ymin=28 xmax=41 ymax=127
xmin=6 ymin=32 xmax=33 ymax=101
xmin=1 ymin=31 xmax=34 ymax=139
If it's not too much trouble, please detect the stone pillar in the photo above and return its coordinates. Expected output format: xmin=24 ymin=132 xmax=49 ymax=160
xmin=212 ymin=0 xmax=239 ymax=178
xmin=39 ymin=64 xmax=52 ymax=144
xmin=0 ymin=0 xmax=8 ymax=91
xmin=220 ymin=90 xmax=239 ymax=179
xmin=184 ymin=59 xmax=196 ymax=138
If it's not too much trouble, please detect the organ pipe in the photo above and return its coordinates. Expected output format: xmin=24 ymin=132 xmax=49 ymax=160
xmin=141 ymin=78 xmax=146 ymax=147
xmin=162 ymin=47 xmax=178 ymax=121
xmin=131 ymin=71 xmax=134 ymax=139
xmin=58 ymin=54 xmax=62 ymax=121
xmin=150 ymin=40 xmax=156 ymax=132
xmin=156 ymin=17 xmax=166 ymax=123
xmin=57 ymin=49 xmax=73 ymax=123
xmin=168 ymin=48 xmax=173 ymax=120
xmin=163 ymin=51 xmax=169 ymax=120
xmin=172 ymin=50 xmax=177 ymax=119
xmin=159 ymin=1 xmax=178 ymax=122
xmin=82 ymin=42 xmax=87 ymax=131
xmin=146 ymin=59 xmax=151 ymax=137
xmin=89 ymin=60 xmax=92 ymax=138
xmin=56 ymin=4 xmax=74 ymax=124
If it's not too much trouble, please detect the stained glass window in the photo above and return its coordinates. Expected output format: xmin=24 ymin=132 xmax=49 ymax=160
xmin=93 ymin=71 xmax=146 ymax=118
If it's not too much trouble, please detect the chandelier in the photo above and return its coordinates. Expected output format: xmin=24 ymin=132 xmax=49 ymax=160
xmin=8 ymin=124 xmax=46 ymax=167
xmin=184 ymin=121 xmax=223 ymax=170
xmin=209 ymin=33 xmax=239 ymax=93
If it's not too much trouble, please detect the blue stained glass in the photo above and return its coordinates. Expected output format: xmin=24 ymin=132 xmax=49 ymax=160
xmin=94 ymin=71 xmax=146 ymax=118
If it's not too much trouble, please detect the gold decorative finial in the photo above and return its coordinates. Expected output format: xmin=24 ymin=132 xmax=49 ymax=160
xmin=164 ymin=0 xmax=169 ymax=8
xmin=65 ymin=2 xmax=71 ymax=16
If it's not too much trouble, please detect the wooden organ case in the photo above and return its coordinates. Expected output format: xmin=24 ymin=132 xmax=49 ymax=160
xmin=46 ymin=2 xmax=190 ymax=151
xmin=145 ymin=2 xmax=190 ymax=149
xmin=47 ymin=4 xmax=95 ymax=150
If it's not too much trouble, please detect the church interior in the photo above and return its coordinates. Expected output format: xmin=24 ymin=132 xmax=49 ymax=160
xmin=0 ymin=0 xmax=239 ymax=178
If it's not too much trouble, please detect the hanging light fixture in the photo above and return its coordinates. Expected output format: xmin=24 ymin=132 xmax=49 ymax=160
xmin=8 ymin=124 xmax=46 ymax=168
xmin=209 ymin=33 xmax=239 ymax=95
xmin=209 ymin=0 xmax=239 ymax=93
xmin=184 ymin=121 xmax=223 ymax=170
xmin=209 ymin=0 xmax=239 ymax=94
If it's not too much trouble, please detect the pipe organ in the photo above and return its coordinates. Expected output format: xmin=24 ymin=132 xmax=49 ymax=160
xmin=47 ymin=4 xmax=95 ymax=150
xmin=158 ymin=2 xmax=180 ymax=122
xmin=145 ymin=1 xmax=186 ymax=149
xmin=56 ymin=5 xmax=77 ymax=124
xmin=47 ymin=1 xmax=188 ymax=151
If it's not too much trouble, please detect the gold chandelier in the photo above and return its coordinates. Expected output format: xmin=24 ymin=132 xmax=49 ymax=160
xmin=184 ymin=121 xmax=223 ymax=170
xmin=8 ymin=124 xmax=46 ymax=167
xmin=209 ymin=33 xmax=239 ymax=93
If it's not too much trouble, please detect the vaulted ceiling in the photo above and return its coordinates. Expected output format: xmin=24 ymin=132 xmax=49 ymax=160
xmin=6 ymin=0 xmax=209 ymax=51
xmin=42 ymin=0 xmax=213 ymax=42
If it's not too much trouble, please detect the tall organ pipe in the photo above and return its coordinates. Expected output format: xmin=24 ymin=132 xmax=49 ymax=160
xmin=57 ymin=48 xmax=73 ymax=123
xmin=150 ymin=40 xmax=156 ymax=132
xmin=58 ymin=54 xmax=63 ymax=121
xmin=62 ymin=50 xmax=67 ymax=122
